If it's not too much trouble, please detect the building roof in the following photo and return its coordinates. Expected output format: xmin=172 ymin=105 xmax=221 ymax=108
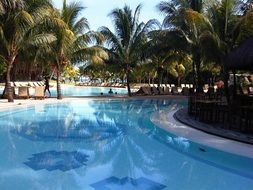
xmin=226 ymin=36 xmax=253 ymax=71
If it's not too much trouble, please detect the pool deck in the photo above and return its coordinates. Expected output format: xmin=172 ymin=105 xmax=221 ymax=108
xmin=151 ymin=109 xmax=253 ymax=159
xmin=1 ymin=95 xmax=253 ymax=159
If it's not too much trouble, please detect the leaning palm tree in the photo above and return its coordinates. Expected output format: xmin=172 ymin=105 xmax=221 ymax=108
xmin=0 ymin=0 xmax=56 ymax=102
xmin=99 ymin=5 xmax=157 ymax=96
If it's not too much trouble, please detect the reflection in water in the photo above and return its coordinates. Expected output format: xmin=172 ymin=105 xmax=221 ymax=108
xmin=90 ymin=176 xmax=166 ymax=190
xmin=24 ymin=150 xmax=89 ymax=171
xmin=11 ymin=118 xmax=125 ymax=142
xmin=1 ymin=99 xmax=253 ymax=189
xmin=7 ymin=99 xmax=187 ymax=184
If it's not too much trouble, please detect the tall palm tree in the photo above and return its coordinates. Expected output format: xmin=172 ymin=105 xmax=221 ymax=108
xmin=144 ymin=28 xmax=190 ymax=86
xmin=158 ymin=0 xmax=215 ymax=88
xmin=46 ymin=0 xmax=106 ymax=99
xmin=0 ymin=0 xmax=55 ymax=102
xmin=205 ymin=0 xmax=253 ymax=101
xmin=99 ymin=5 xmax=157 ymax=96
xmin=158 ymin=0 xmax=203 ymax=28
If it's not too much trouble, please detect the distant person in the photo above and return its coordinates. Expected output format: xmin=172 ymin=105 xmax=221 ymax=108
xmin=44 ymin=77 xmax=51 ymax=96
xmin=108 ymin=88 xmax=113 ymax=94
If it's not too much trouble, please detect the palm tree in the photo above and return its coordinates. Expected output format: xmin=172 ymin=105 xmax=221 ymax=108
xmin=158 ymin=0 xmax=216 ymax=89
xmin=45 ymin=0 xmax=106 ymax=99
xmin=0 ymin=0 xmax=55 ymax=102
xmin=99 ymin=5 xmax=157 ymax=96
xmin=157 ymin=0 xmax=203 ymax=28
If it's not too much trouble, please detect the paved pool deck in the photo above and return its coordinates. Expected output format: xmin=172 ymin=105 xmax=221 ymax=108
xmin=151 ymin=108 xmax=253 ymax=159
xmin=1 ymin=95 xmax=253 ymax=159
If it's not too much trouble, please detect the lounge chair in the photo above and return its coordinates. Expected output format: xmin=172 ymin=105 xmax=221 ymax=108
xmin=142 ymin=87 xmax=152 ymax=95
xmin=36 ymin=81 xmax=44 ymax=86
xmin=157 ymin=87 xmax=165 ymax=95
xmin=151 ymin=87 xmax=159 ymax=95
xmin=249 ymin=86 xmax=253 ymax=94
xmin=34 ymin=86 xmax=45 ymax=99
xmin=182 ymin=87 xmax=189 ymax=96
xmin=18 ymin=86 xmax=29 ymax=99
xmin=164 ymin=87 xmax=171 ymax=95
xmin=171 ymin=87 xmax=179 ymax=95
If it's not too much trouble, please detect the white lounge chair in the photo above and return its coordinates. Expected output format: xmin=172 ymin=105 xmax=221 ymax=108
xmin=157 ymin=87 xmax=165 ymax=95
xmin=34 ymin=86 xmax=45 ymax=99
xmin=18 ymin=86 xmax=29 ymax=99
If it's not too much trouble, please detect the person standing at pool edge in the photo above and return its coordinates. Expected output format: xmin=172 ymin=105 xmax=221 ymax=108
xmin=44 ymin=77 xmax=51 ymax=97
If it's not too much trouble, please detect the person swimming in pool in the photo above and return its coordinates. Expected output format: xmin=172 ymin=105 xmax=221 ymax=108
xmin=108 ymin=88 xmax=113 ymax=94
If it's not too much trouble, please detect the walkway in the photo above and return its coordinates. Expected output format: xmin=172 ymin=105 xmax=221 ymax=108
xmin=151 ymin=108 xmax=253 ymax=159
xmin=174 ymin=108 xmax=253 ymax=145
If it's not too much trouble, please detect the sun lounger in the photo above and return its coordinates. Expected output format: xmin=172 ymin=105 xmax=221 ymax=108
xmin=115 ymin=83 xmax=121 ymax=87
xmin=18 ymin=86 xmax=29 ymax=99
xmin=182 ymin=87 xmax=189 ymax=96
xmin=171 ymin=87 xmax=179 ymax=95
xmin=151 ymin=87 xmax=159 ymax=95
xmin=34 ymin=86 xmax=45 ymax=99
xmin=36 ymin=81 xmax=44 ymax=86
xmin=164 ymin=87 xmax=171 ymax=95
xmin=142 ymin=87 xmax=152 ymax=95
xmin=249 ymin=86 xmax=253 ymax=94
xmin=157 ymin=87 xmax=165 ymax=95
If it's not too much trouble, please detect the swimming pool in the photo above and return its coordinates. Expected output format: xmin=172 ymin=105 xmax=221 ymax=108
xmin=0 ymin=99 xmax=253 ymax=190
xmin=48 ymin=86 xmax=128 ymax=96
xmin=0 ymin=86 xmax=128 ymax=97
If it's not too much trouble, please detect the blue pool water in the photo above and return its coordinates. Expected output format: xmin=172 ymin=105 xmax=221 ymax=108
xmin=0 ymin=99 xmax=253 ymax=190
xmin=49 ymin=86 xmax=128 ymax=97
xmin=0 ymin=86 xmax=128 ymax=97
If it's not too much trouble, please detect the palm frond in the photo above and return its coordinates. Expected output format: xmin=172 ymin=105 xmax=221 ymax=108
xmin=26 ymin=33 xmax=56 ymax=47
xmin=0 ymin=0 xmax=24 ymax=14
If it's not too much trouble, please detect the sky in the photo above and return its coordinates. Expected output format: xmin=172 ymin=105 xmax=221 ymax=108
xmin=52 ymin=0 xmax=163 ymax=31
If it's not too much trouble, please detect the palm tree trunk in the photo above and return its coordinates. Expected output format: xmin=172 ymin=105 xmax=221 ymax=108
xmin=177 ymin=77 xmax=181 ymax=87
xmin=193 ymin=51 xmax=201 ymax=90
xmin=196 ymin=61 xmax=201 ymax=88
xmin=6 ymin=56 xmax=16 ymax=102
xmin=124 ymin=63 xmax=131 ymax=96
xmin=126 ymin=70 xmax=131 ymax=96
xmin=56 ymin=64 xmax=62 ymax=99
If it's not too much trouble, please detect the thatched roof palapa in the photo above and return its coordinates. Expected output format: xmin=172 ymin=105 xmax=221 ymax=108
xmin=226 ymin=36 xmax=253 ymax=71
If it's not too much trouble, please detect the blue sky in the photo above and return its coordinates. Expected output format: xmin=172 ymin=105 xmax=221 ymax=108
xmin=52 ymin=0 xmax=163 ymax=31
